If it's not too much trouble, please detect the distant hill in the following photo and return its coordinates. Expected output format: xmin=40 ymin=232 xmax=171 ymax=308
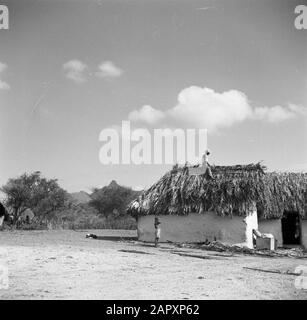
xmin=108 ymin=180 xmax=121 ymax=189
xmin=93 ymin=180 xmax=142 ymax=194
xmin=69 ymin=191 xmax=91 ymax=204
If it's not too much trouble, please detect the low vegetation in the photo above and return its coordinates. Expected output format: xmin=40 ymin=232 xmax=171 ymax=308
xmin=1 ymin=172 xmax=138 ymax=230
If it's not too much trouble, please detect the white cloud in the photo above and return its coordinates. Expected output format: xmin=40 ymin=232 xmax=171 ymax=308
xmin=0 ymin=62 xmax=10 ymax=90
xmin=253 ymin=104 xmax=304 ymax=123
xmin=128 ymin=105 xmax=165 ymax=125
xmin=168 ymin=87 xmax=252 ymax=130
xmin=96 ymin=61 xmax=123 ymax=79
xmin=63 ymin=59 xmax=88 ymax=83
xmin=63 ymin=59 xmax=123 ymax=83
xmin=128 ymin=86 xmax=306 ymax=131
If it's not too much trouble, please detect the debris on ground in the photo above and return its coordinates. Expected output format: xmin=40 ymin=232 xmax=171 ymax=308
xmin=171 ymin=251 xmax=223 ymax=260
xmin=174 ymin=241 xmax=307 ymax=259
xmin=86 ymin=233 xmax=97 ymax=239
xmin=243 ymin=267 xmax=301 ymax=276
xmin=86 ymin=234 xmax=137 ymax=241
xmin=118 ymin=249 xmax=153 ymax=255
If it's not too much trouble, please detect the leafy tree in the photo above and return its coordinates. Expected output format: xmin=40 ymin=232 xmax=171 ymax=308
xmin=89 ymin=180 xmax=141 ymax=217
xmin=1 ymin=171 xmax=69 ymax=222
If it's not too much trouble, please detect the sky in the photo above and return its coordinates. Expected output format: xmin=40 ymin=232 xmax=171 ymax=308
xmin=0 ymin=0 xmax=307 ymax=193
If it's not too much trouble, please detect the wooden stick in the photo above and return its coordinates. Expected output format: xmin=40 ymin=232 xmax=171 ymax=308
xmin=243 ymin=267 xmax=301 ymax=276
xmin=171 ymin=252 xmax=224 ymax=260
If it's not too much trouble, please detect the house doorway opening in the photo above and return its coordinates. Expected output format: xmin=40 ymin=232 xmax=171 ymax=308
xmin=281 ymin=211 xmax=301 ymax=245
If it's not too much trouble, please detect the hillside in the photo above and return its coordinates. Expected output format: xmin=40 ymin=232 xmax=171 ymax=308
xmin=69 ymin=191 xmax=91 ymax=204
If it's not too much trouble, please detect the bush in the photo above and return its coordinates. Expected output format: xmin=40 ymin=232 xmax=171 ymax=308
xmin=0 ymin=174 xmax=138 ymax=231
xmin=89 ymin=181 xmax=141 ymax=217
xmin=2 ymin=218 xmax=48 ymax=231
xmin=14 ymin=205 xmax=138 ymax=230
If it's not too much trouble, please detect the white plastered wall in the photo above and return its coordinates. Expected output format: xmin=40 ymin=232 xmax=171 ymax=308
xmin=244 ymin=207 xmax=258 ymax=249
xmin=137 ymin=211 xmax=255 ymax=246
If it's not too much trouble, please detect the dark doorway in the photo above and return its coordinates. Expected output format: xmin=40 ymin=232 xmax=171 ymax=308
xmin=281 ymin=211 xmax=301 ymax=245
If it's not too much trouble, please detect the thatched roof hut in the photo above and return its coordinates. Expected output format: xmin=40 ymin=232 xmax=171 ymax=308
xmin=127 ymin=163 xmax=307 ymax=220
xmin=19 ymin=208 xmax=35 ymax=221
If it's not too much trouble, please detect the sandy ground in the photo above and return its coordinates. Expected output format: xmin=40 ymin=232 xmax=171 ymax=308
xmin=0 ymin=229 xmax=307 ymax=300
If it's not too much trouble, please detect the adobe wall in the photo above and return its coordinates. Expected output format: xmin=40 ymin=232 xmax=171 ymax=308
xmin=138 ymin=212 xmax=251 ymax=246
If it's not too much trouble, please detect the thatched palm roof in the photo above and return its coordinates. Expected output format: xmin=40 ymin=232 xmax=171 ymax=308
xmin=127 ymin=163 xmax=307 ymax=220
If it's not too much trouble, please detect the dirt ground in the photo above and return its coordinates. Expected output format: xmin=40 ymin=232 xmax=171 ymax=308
xmin=0 ymin=229 xmax=306 ymax=300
